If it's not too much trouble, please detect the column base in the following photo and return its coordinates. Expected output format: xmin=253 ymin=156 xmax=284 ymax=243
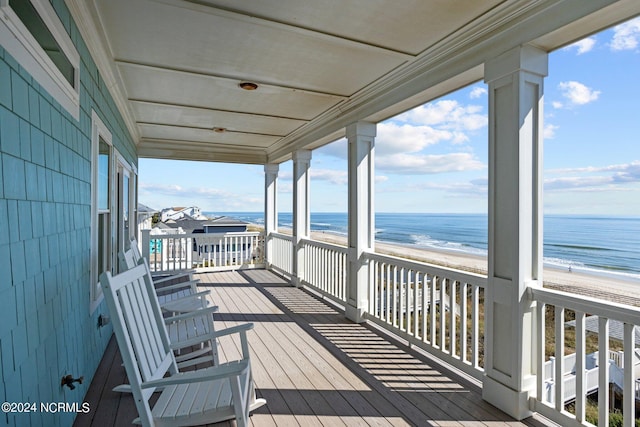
xmin=291 ymin=276 xmax=303 ymax=288
xmin=345 ymin=304 xmax=366 ymax=323
xmin=482 ymin=375 xmax=533 ymax=420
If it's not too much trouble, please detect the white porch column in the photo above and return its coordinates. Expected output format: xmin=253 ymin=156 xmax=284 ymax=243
xmin=292 ymin=150 xmax=311 ymax=287
xmin=264 ymin=163 xmax=279 ymax=268
xmin=345 ymin=121 xmax=376 ymax=323
xmin=482 ymin=45 xmax=547 ymax=419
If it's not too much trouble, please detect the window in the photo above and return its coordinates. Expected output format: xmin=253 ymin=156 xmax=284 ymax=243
xmin=97 ymin=137 xmax=111 ymax=281
xmin=116 ymin=156 xmax=137 ymax=268
xmin=91 ymin=112 xmax=112 ymax=313
xmin=0 ymin=0 xmax=80 ymax=119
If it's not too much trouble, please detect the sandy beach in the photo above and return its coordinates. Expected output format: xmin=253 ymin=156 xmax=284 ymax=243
xmin=305 ymin=230 xmax=640 ymax=307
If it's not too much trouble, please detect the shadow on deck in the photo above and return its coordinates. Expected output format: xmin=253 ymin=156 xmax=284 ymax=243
xmin=75 ymin=269 xmax=555 ymax=426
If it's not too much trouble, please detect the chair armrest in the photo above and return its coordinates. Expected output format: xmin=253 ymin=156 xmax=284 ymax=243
xmin=160 ymin=290 xmax=210 ymax=306
xmin=154 ymin=279 xmax=201 ymax=293
xmin=169 ymin=323 xmax=253 ymax=352
xmin=140 ymin=360 xmax=250 ymax=389
xmin=164 ymin=306 xmax=219 ymax=324
xmin=212 ymin=322 xmax=254 ymax=338
xmin=166 ymin=290 xmax=210 ymax=301
xmin=152 ymin=272 xmax=194 ymax=285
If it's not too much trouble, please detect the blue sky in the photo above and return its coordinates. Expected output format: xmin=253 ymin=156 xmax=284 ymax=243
xmin=139 ymin=18 xmax=640 ymax=216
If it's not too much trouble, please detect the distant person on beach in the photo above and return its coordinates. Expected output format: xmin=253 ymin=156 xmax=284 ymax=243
xmin=568 ymin=266 xmax=572 ymax=273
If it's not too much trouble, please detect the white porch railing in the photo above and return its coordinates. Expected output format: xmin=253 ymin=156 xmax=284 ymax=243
xmin=300 ymin=238 xmax=348 ymax=304
xmin=262 ymin=235 xmax=640 ymax=425
xmin=140 ymin=230 xmax=264 ymax=274
xmin=267 ymin=232 xmax=293 ymax=278
xmin=263 ymin=237 xmax=487 ymax=380
xmin=531 ymin=287 xmax=640 ymax=427
xmin=366 ymin=251 xmax=486 ymax=380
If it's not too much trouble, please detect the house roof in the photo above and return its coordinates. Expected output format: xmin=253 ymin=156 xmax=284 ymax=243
xmin=204 ymin=216 xmax=249 ymax=227
xmin=66 ymin=0 xmax=640 ymax=165
xmin=138 ymin=203 xmax=157 ymax=213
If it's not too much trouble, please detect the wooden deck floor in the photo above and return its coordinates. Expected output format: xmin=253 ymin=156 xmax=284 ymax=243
xmin=74 ymin=269 xmax=555 ymax=427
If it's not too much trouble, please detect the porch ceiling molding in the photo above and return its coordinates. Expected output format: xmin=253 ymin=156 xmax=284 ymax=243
xmin=65 ymin=0 xmax=640 ymax=165
xmin=136 ymin=138 xmax=267 ymax=164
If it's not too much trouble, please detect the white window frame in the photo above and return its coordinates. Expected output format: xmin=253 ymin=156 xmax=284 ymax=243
xmin=115 ymin=152 xmax=137 ymax=266
xmin=90 ymin=111 xmax=112 ymax=313
xmin=0 ymin=0 xmax=80 ymax=119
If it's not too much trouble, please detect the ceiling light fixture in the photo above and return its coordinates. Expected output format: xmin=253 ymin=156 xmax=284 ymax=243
xmin=239 ymin=82 xmax=258 ymax=91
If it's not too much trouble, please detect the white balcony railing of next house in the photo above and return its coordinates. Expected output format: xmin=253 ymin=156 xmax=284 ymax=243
xmin=140 ymin=229 xmax=265 ymax=274
xmin=530 ymin=287 xmax=640 ymax=427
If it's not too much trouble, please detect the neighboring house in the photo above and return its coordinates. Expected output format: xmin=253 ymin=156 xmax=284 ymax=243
xmin=161 ymin=215 xmax=249 ymax=233
xmin=136 ymin=203 xmax=157 ymax=243
xmin=203 ymin=216 xmax=249 ymax=234
xmin=160 ymin=216 xmax=251 ymax=261
xmin=160 ymin=206 xmax=207 ymax=222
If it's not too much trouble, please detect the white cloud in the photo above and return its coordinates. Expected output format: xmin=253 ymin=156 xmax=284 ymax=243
xmin=610 ymin=17 xmax=640 ymax=51
xmin=376 ymin=152 xmax=485 ymax=175
xmin=381 ymin=177 xmax=488 ymax=199
xmin=548 ymin=161 xmax=640 ymax=175
xmin=310 ymin=168 xmax=348 ymax=185
xmin=544 ymin=176 xmax=614 ymax=191
xmin=565 ymin=37 xmax=596 ymax=54
xmin=140 ymin=183 xmax=230 ymax=198
xmin=557 ymin=81 xmax=600 ymax=107
xmin=278 ymin=168 xmax=350 ymax=186
xmin=376 ymin=122 xmax=457 ymax=156
xmin=545 ymin=161 xmax=640 ymax=191
xmin=469 ymin=87 xmax=487 ymax=99
xmin=313 ymin=99 xmax=488 ymax=177
xmin=138 ymin=182 xmax=261 ymax=209
xmin=396 ymin=100 xmax=487 ymax=132
xmin=543 ymin=123 xmax=559 ymax=139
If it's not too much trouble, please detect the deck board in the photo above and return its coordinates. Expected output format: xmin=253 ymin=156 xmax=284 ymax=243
xmin=75 ymin=269 xmax=555 ymax=427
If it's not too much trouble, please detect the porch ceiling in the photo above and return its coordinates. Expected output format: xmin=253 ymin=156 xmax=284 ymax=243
xmin=68 ymin=0 xmax=640 ymax=164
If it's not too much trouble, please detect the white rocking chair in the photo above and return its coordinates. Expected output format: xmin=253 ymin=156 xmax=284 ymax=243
xmin=100 ymin=263 xmax=266 ymax=427
xmin=119 ymin=247 xmax=209 ymax=314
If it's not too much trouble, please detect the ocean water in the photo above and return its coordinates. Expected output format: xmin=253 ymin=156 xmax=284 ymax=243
xmin=209 ymin=212 xmax=640 ymax=281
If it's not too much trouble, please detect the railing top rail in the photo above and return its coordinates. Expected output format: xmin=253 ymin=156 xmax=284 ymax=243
xmin=300 ymin=237 xmax=349 ymax=252
xmin=531 ymin=287 xmax=640 ymax=325
xmin=268 ymin=232 xmax=294 ymax=241
xmin=365 ymin=250 xmax=487 ymax=286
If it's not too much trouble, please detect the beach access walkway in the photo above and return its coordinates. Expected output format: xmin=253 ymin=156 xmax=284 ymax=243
xmin=75 ymin=269 xmax=556 ymax=427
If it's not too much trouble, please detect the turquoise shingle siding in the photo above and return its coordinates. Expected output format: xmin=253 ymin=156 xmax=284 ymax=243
xmin=0 ymin=2 xmax=137 ymax=425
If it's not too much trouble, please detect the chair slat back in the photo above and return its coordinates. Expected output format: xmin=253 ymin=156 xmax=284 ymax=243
xmin=100 ymin=261 xmax=178 ymax=396
xmin=130 ymin=236 xmax=143 ymax=263
xmin=118 ymin=247 xmax=137 ymax=272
